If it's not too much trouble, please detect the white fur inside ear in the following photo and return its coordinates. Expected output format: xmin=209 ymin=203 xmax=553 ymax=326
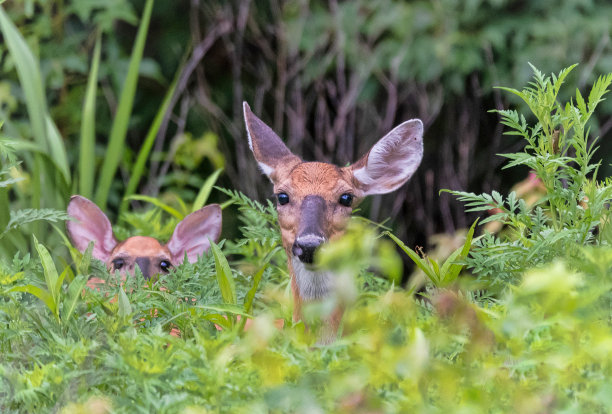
xmin=243 ymin=103 xmax=255 ymax=152
xmin=353 ymin=119 xmax=423 ymax=195
xmin=258 ymin=162 xmax=274 ymax=176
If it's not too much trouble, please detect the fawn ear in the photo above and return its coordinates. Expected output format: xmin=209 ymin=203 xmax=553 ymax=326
xmin=66 ymin=195 xmax=118 ymax=261
xmin=243 ymin=102 xmax=301 ymax=179
xmin=351 ymin=119 xmax=424 ymax=195
xmin=166 ymin=204 xmax=222 ymax=264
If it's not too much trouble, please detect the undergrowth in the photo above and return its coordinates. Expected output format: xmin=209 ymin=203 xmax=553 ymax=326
xmin=1 ymin=65 xmax=612 ymax=413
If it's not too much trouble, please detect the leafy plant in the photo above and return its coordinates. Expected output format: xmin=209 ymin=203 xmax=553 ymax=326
xmin=0 ymin=0 xmax=180 ymax=257
xmin=385 ymin=219 xmax=479 ymax=288
xmin=449 ymin=64 xmax=612 ymax=287
xmin=0 ymin=135 xmax=69 ymax=256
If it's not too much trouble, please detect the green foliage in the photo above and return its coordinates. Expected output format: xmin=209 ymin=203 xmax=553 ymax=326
xmin=93 ymin=0 xmax=154 ymax=210
xmin=0 ymin=0 xmax=187 ymax=259
xmin=2 ymin=2 xmax=612 ymax=408
xmin=385 ymin=219 xmax=479 ymax=288
xmin=449 ymin=64 xmax=612 ymax=287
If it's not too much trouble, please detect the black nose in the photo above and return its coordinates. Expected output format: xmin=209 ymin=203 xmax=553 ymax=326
xmin=292 ymin=235 xmax=325 ymax=264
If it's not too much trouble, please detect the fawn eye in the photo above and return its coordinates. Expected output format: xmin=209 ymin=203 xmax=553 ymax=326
xmin=160 ymin=260 xmax=172 ymax=273
xmin=277 ymin=192 xmax=290 ymax=205
xmin=112 ymin=258 xmax=125 ymax=270
xmin=339 ymin=193 xmax=354 ymax=207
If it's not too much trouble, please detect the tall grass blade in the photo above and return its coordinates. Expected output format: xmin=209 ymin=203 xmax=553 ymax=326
xmin=0 ymin=7 xmax=70 ymax=184
xmin=193 ymin=169 xmax=223 ymax=212
xmin=94 ymin=0 xmax=154 ymax=210
xmin=210 ymin=242 xmax=237 ymax=306
xmin=45 ymin=113 xmax=70 ymax=186
xmin=120 ymin=73 xmax=179 ymax=216
xmin=79 ymin=31 xmax=102 ymax=199
xmin=125 ymin=194 xmax=183 ymax=219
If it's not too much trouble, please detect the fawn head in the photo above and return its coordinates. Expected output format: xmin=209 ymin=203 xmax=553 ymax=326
xmin=67 ymin=195 xmax=222 ymax=279
xmin=243 ymin=102 xmax=423 ymax=267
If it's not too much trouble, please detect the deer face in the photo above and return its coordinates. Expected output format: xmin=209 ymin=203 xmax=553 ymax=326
xmin=272 ymin=162 xmax=356 ymax=264
xmin=66 ymin=195 xmax=222 ymax=279
xmin=243 ymin=102 xmax=424 ymax=268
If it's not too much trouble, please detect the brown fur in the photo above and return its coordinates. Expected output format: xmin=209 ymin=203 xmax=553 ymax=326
xmin=274 ymin=162 xmax=358 ymax=253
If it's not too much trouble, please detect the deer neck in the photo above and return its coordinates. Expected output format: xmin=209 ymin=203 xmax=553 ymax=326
xmin=289 ymin=256 xmax=335 ymax=302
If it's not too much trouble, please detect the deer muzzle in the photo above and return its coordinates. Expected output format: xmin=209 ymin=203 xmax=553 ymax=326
xmin=292 ymin=195 xmax=327 ymax=264
xmin=135 ymin=257 xmax=153 ymax=280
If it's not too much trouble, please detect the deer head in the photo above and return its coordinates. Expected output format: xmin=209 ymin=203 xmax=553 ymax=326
xmin=243 ymin=102 xmax=423 ymax=337
xmin=66 ymin=195 xmax=222 ymax=279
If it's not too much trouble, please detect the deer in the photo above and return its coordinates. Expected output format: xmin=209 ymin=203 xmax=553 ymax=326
xmin=243 ymin=102 xmax=424 ymax=342
xmin=66 ymin=195 xmax=222 ymax=282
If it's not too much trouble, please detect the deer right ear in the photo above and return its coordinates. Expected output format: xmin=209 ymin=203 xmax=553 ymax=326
xmin=351 ymin=119 xmax=424 ymax=196
xmin=166 ymin=204 xmax=222 ymax=264
xmin=66 ymin=195 xmax=118 ymax=262
xmin=243 ymin=102 xmax=301 ymax=179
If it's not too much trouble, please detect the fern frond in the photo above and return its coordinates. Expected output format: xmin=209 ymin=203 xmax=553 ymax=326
xmin=1 ymin=209 xmax=70 ymax=239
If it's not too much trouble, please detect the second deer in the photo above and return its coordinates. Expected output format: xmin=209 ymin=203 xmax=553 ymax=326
xmin=67 ymin=195 xmax=222 ymax=281
xmin=243 ymin=102 xmax=424 ymax=342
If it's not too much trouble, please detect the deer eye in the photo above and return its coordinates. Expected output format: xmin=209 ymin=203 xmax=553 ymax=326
xmin=112 ymin=258 xmax=125 ymax=270
xmin=160 ymin=260 xmax=172 ymax=273
xmin=339 ymin=193 xmax=354 ymax=207
xmin=277 ymin=192 xmax=290 ymax=205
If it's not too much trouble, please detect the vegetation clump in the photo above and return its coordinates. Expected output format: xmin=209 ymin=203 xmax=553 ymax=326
xmin=0 ymin=64 xmax=611 ymax=413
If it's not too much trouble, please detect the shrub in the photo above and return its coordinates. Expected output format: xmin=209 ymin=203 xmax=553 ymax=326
xmin=2 ymin=65 xmax=612 ymax=413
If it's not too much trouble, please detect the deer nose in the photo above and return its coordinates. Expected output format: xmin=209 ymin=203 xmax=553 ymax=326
xmin=292 ymin=235 xmax=325 ymax=264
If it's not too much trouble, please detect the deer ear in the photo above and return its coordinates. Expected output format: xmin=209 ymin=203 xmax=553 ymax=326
xmin=166 ymin=204 xmax=222 ymax=264
xmin=243 ymin=102 xmax=301 ymax=179
xmin=66 ymin=195 xmax=118 ymax=261
xmin=351 ymin=119 xmax=424 ymax=196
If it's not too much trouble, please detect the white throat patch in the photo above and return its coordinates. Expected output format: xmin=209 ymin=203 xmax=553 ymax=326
xmin=291 ymin=257 xmax=335 ymax=301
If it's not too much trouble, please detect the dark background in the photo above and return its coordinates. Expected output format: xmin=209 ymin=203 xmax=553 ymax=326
xmin=2 ymin=0 xmax=612 ymax=268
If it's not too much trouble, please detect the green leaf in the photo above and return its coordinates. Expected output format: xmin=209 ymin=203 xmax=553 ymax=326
xmin=94 ymin=0 xmax=154 ymax=210
xmin=210 ymin=242 xmax=237 ymax=306
xmin=442 ymin=219 xmax=480 ymax=284
xmin=237 ymin=246 xmax=281 ymax=332
xmin=118 ymin=287 xmax=132 ymax=317
xmin=384 ymin=231 xmax=438 ymax=285
xmin=575 ymin=88 xmax=587 ymax=119
xmin=193 ymin=169 xmax=223 ymax=212
xmin=197 ymin=303 xmax=252 ymax=317
xmin=33 ymin=235 xmax=59 ymax=313
xmin=55 ymin=265 xmax=71 ymax=300
xmin=202 ymin=313 xmax=231 ymax=330
xmin=125 ymin=194 xmax=183 ymax=219
xmin=79 ymin=31 xmax=101 ymax=199
xmin=120 ymin=69 xmax=180 ymax=216
xmin=9 ymin=285 xmax=55 ymax=316
xmin=61 ymin=275 xmax=88 ymax=323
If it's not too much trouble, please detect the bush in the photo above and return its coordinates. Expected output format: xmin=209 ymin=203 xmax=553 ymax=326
xmin=1 ymin=65 xmax=612 ymax=412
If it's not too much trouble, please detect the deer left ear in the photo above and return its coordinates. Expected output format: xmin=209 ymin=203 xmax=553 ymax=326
xmin=351 ymin=119 xmax=424 ymax=196
xmin=243 ymin=101 xmax=301 ymax=179
xmin=66 ymin=195 xmax=118 ymax=261
xmin=166 ymin=204 xmax=222 ymax=264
